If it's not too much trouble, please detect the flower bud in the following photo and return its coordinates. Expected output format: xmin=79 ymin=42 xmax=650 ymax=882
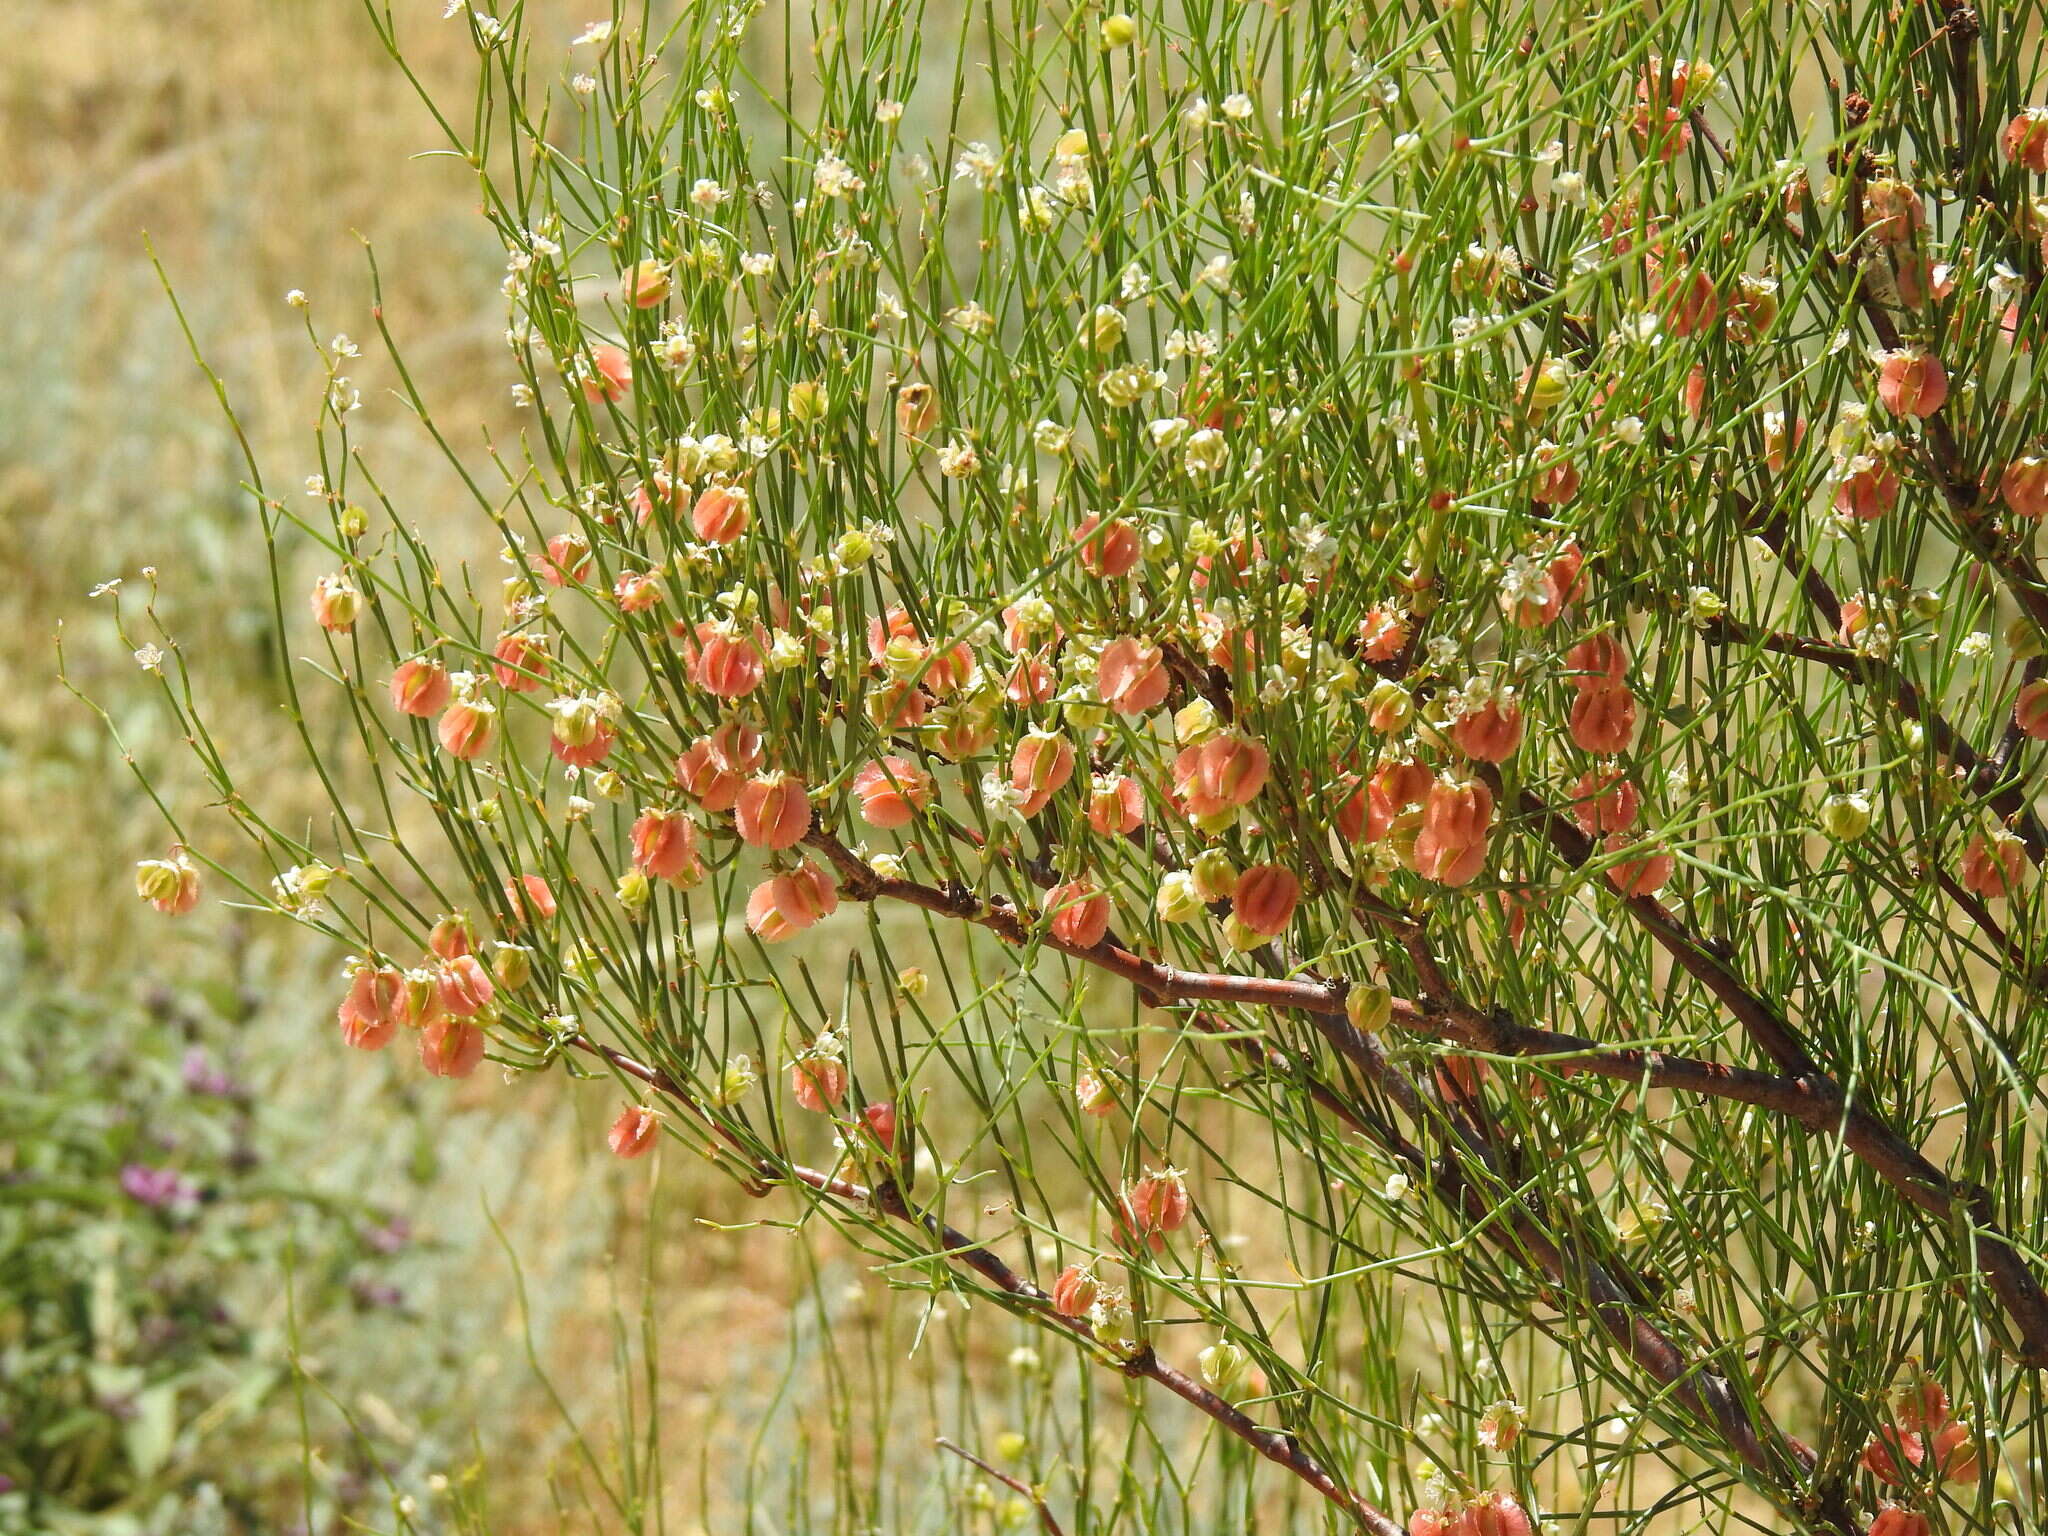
xmin=309 ymin=572 xmax=361 ymax=633
xmin=622 ymin=258 xmax=672 ymax=308
xmin=390 ymin=657 xmax=452 ymax=717
xmin=1155 ymin=870 xmax=1206 ymax=924
xmin=791 ymin=1055 xmax=849 ymax=1112
xmin=1119 ymin=1167 xmax=1191 ymax=1250
xmin=491 ymin=943 xmax=533 ymax=991
xmin=1198 ymin=1339 xmax=1250 ymax=1396
xmin=1174 ymin=696 xmax=1222 ymax=746
xmin=419 ymin=1017 xmax=486 ymax=1078
xmin=715 ymin=1053 xmax=758 ymax=1106
xmin=608 ymin=1104 xmax=662 ymax=1158
xmin=1366 ymin=678 xmax=1414 ymax=733
xmin=1231 ymin=863 xmax=1300 ymax=937
xmin=1346 ymin=985 xmax=1392 ymax=1034
xmin=1047 ymin=880 xmax=1110 ymax=949
xmin=1820 ymin=792 xmax=1873 ymax=841
xmin=1050 ymin=1264 xmax=1099 ymax=1318
xmin=1074 ymin=1068 xmax=1118 ymax=1116
xmin=1190 ymin=848 xmax=1239 ymax=902
xmin=135 ymin=851 xmax=201 ymax=916
xmin=615 ymin=867 xmax=653 ymax=914
xmin=735 ymin=771 xmax=813 ymax=850
xmin=1099 ymin=12 xmax=1136 ymax=47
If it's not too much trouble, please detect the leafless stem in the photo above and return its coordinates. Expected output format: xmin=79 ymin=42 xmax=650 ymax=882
xmin=936 ymin=1438 xmax=1066 ymax=1536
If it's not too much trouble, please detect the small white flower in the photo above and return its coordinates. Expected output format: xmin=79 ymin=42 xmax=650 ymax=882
xmin=1222 ymin=92 xmax=1255 ymax=121
xmin=980 ymin=771 xmax=1029 ymax=821
xmin=1184 ymin=427 xmax=1229 ymax=474
xmin=946 ymin=301 xmax=997 ymax=336
xmin=953 ymin=141 xmax=1002 ymax=187
xmin=812 ymin=153 xmax=866 ymax=199
xmin=1614 ymin=415 xmax=1645 ymax=445
xmin=285 ymin=288 xmax=308 ymax=308
xmin=1033 ymin=419 xmax=1072 ymax=454
xmin=1959 ymin=630 xmax=1993 ymax=659
xmin=571 ymin=19 xmax=614 ymax=45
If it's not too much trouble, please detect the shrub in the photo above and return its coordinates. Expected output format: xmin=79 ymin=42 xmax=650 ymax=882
xmin=88 ymin=0 xmax=2048 ymax=1529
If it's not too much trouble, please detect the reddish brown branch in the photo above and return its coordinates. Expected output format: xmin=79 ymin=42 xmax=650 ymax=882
xmin=574 ymin=1034 xmax=1402 ymax=1536
xmin=803 ymin=828 xmax=1347 ymax=1017
xmin=1521 ymin=789 xmax=2048 ymax=1367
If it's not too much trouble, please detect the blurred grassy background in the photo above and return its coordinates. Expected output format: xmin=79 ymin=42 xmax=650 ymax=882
xmin=0 ymin=3 xmax=772 ymax=1530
